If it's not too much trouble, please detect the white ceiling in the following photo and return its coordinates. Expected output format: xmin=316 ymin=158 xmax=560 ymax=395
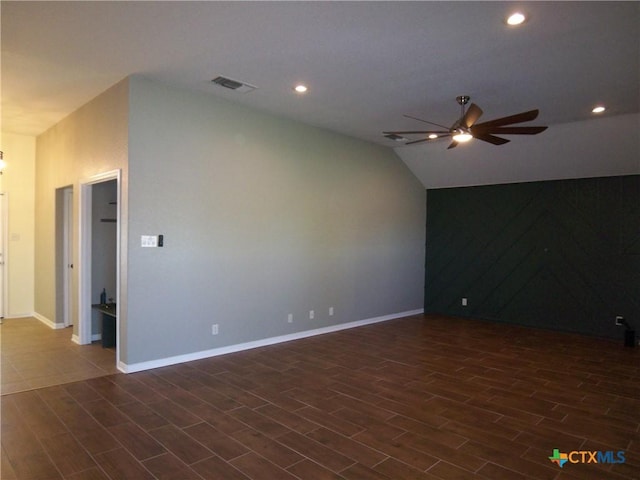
xmin=2 ymin=2 xmax=639 ymax=156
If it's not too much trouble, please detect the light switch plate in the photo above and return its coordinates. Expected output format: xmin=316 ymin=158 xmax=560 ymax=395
xmin=141 ymin=235 xmax=158 ymax=247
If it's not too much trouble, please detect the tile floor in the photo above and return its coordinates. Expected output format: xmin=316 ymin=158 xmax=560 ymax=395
xmin=1 ymin=317 xmax=118 ymax=395
xmin=1 ymin=314 xmax=639 ymax=479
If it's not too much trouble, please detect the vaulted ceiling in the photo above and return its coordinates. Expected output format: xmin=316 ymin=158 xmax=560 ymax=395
xmin=2 ymin=1 xmax=639 ymax=186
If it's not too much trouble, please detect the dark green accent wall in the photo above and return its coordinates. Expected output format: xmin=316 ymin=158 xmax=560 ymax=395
xmin=425 ymin=175 xmax=640 ymax=339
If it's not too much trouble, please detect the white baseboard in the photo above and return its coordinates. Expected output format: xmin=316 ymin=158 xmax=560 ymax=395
xmin=33 ymin=312 xmax=66 ymax=330
xmin=118 ymin=309 xmax=424 ymax=374
xmin=2 ymin=313 xmax=36 ymax=320
xmin=72 ymin=333 xmax=101 ymax=344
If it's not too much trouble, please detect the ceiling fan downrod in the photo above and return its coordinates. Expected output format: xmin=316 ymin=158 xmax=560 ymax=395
xmin=456 ymin=95 xmax=470 ymax=117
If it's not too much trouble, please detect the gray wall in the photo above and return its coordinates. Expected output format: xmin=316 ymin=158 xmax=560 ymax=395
xmin=35 ymin=79 xmax=129 ymax=333
xmin=425 ymin=175 xmax=640 ymax=339
xmin=126 ymin=77 xmax=426 ymax=365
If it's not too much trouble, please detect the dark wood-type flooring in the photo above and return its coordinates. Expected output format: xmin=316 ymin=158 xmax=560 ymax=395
xmin=1 ymin=314 xmax=639 ymax=479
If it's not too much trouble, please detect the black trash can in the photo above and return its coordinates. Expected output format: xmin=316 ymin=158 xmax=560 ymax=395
xmin=624 ymin=330 xmax=636 ymax=348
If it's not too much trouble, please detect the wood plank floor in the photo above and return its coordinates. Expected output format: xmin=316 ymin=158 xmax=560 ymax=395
xmin=1 ymin=317 xmax=118 ymax=395
xmin=1 ymin=314 xmax=639 ymax=479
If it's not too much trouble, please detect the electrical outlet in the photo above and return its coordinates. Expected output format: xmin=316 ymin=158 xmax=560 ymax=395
xmin=615 ymin=316 xmax=624 ymax=326
xmin=287 ymin=314 xmax=293 ymax=323
xmin=462 ymin=298 xmax=468 ymax=306
xmin=309 ymin=310 xmax=314 ymax=319
xmin=329 ymin=307 xmax=334 ymax=316
xmin=211 ymin=324 xmax=219 ymax=335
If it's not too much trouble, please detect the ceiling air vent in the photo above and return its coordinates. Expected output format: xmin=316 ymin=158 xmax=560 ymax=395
xmin=384 ymin=133 xmax=406 ymax=142
xmin=211 ymin=76 xmax=257 ymax=94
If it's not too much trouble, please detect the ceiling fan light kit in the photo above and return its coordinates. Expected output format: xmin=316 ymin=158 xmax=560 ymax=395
xmin=452 ymin=130 xmax=472 ymax=143
xmin=383 ymin=95 xmax=548 ymax=150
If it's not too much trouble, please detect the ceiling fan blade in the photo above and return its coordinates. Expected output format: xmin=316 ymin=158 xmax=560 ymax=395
xmin=447 ymin=140 xmax=458 ymax=150
xmin=477 ymin=126 xmax=548 ymax=135
xmin=473 ymin=132 xmax=510 ymax=145
xmin=473 ymin=109 xmax=540 ymax=129
xmin=383 ymin=130 xmax=450 ymax=135
xmin=403 ymin=114 xmax=451 ymax=130
xmin=461 ymin=103 xmax=483 ymax=128
xmin=405 ymin=138 xmax=431 ymax=145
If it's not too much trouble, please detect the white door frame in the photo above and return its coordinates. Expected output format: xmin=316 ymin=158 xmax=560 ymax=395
xmin=63 ymin=187 xmax=73 ymax=327
xmin=78 ymin=170 xmax=121 ymax=366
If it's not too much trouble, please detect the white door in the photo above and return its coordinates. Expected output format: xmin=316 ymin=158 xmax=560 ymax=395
xmin=63 ymin=188 xmax=73 ymax=327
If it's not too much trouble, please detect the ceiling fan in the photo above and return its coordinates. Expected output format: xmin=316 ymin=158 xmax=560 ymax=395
xmin=384 ymin=96 xmax=548 ymax=149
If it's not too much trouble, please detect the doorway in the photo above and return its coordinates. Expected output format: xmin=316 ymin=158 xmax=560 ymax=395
xmin=63 ymin=187 xmax=73 ymax=327
xmin=78 ymin=170 xmax=121 ymax=368
xmin=55 ymin=186 xmax=75 ymax=332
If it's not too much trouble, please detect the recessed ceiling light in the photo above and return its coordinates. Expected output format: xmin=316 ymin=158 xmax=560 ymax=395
xmin=293 ymin=84 xmax=308 ymax=94
xmin=506 ymin=12 xmax=526 ymax=26
xmin=592 ymin=105 xmax=606 ymax=113
xmin=428 ymin=134 xmax=438 ymax=139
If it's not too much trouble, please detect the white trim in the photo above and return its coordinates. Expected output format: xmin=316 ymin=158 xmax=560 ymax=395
xmin=78 ymin=169 xmax=121 ymax=376
xmin=3 ymin=313 xmax=35 ymax=319
xmin=72 ymin=334 xmax=100 ymax=343
xmin=33 ymin=312 xmax=66 ymax=329
xmin=118 ymin=309 xmax=424 ymax=374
